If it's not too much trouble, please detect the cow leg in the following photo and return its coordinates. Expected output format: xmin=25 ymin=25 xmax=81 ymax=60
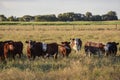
xmin=19 ymin=53 xmax=21 ymax=58
xmin=66 ymin=53 xmax=69 ymax=58
xmin=86 ymin=49 xmax=91 ymax=57
xmin=18 ymin=53 xmax=22 ymax=58
xmin=32 ymin=55 xmax=36 ymax=60
xmin=98 ymin=49 xmax=101 ymax=57
xmin=85 ymin=51 xmax=88 ymax=56
xmin=85 ymin=47 xmax=89 ymax=57
xmin=13 ymin=55 xmax=15 ymax=60
xmin=104 ymin=52 xmax=107 ymax=56
xmin=4 ymin=51 xmax=8 ymax=60
xmin=106 ymin=52 xmax=109 ymax=56
xmin=112 ymin=50 xmax=116 ymax=56
xmin=0 ymin=56 xmax=5 ymax=62
xmin=88 ymin=52 xmax=91 ymax=57
xmin=44 ymin=53 xmax=50 ymax=58
xmin=114 ymin=51 xmax=117 ymax=56
xmin=62 ymin=53 xmax=64 ymax=57
xmin=54 ymin=53 xmax=58 ymax=59
xmin=10 ymin=52 xmax=15 ymax=60
xmin=63 ymin=51 xmax=66 ymax=57
xmin=0 ymin=56 xmax=7 ymax=64
xmin=30 ymin=53 xmax=35 ymax=60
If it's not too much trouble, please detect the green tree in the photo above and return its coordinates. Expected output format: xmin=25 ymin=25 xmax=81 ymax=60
xmin=34 ymin=15 xmax=40 ymax=21
xmin=0 ymin=15 xmax=7 ymax=21
xmin=92 ymin=15 xmax=102 ymax=21
xmin=58 ymin=12 xmax=75 ymax=21
xmin=22 ymin=15 xmax=34 ymax=22
xmin=35 ymin=14 xmax=57 ymax=21
xmin=58 ymin=13 xmax=65 ymax=21
xmin=17 ymin=17 xmax=24 ymax=21
xmin=85 ymin=12 xmax=92 ymax=21
xmin=86 ymin=12 xmax=92 ymax=17
xmin=8 ymin=16 xmax=17 ymax=21
xmin=73 ymin=13 xmax=83 ymax=21
xmin=107 ymin=11 xmax=117 ymax=16
xmin=107 ymin=11 xmax=118 ymax=20
xmin=102 ymin=11 xmax=118 ymax=20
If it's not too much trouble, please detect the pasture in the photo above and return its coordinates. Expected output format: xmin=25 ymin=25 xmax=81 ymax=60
xmin=0 ymin=24 xmax=120 ymax=80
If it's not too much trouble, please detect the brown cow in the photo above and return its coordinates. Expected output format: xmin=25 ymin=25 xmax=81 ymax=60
xmin=4 ymin=41 xmax=15 ymax=60
xmin=84 ymin=41 xmax=105 ymax=57
xmin=26 ymin=40 xmax=34 ymax=59
xmin=58 ymin=41 xmax=71 ymax=57
xmin=3 ymin=40 xmax=23 ymax=60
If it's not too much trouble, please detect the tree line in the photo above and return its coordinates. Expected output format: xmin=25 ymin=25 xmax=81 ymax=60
xmin=0 ymin=11 xmax=118 ymax=22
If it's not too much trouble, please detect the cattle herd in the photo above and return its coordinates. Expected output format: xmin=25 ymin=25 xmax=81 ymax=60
xmin=0 ymin=38 xmax=119 ymax=62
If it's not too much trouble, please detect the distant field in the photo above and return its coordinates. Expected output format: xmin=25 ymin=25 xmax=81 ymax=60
xmin=0 ymin=24 xmax=120 ymax=80
xmin=0 ymin=21 xmax=120 ymax=25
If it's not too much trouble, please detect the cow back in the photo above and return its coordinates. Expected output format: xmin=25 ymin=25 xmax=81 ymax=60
xmin=46 ymin=43 xmax=58 ymax=55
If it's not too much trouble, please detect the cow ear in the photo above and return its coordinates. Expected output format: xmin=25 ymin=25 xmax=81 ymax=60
xmin=25 ymin=41 xmax=29 ymax=43
xmin=68 ymin=42 xmax=70 ymax=44
xmin=33 ymin=41 xmax=36 ymax=43
xmin=116 ymin=43 xmax=119 ymax=45
xmin=103 ymin=44 xmax=105 ymax=46
xmin=61 ymin=42 xmax=64 ymax=44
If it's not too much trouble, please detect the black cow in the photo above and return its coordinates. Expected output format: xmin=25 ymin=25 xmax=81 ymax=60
xmin=3 ymin=41 xmax=15 ymax=60
xmin=13 ymin=41 xmax=23 ymax=58
xmin=44 ymin=43 xmax=58 ymax=59
xmin=26 ymin=40 xmax=58 ymax=60
xmin=104 ymin=42 xmax=119 ymax=56
xmin=0 ymin=40 xmax=23 ymax=61
xmin=0 ymin=41 xmax=5 ymax=61
xmin=25 ymin=40 xmax=44 ymax=60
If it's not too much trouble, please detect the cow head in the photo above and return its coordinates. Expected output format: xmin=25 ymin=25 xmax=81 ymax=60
xmin=25 ymin=40 xmax=36 ymax=49
xmin=112 ymin=42 xmax=119 ymax=45
xmin=70 ymin=38 xmax=75 ymax=45
xmin=61 ymin=41 xmax=70 ymax=46
xmin=8 ymin=43 xmax=14 ymax=51
xmin=61 ymin=41 xmax=70 ymax=48
xmin=5 ymin=41 xmax=15 ymax=51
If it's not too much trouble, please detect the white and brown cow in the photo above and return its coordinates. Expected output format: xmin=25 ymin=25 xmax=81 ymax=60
xmin=70 ymin=38 xmax=82 ymax=53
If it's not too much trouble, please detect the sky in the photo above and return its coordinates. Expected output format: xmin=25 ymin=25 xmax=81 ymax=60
xmin=0 ymin=0 xmax=120 ymax=19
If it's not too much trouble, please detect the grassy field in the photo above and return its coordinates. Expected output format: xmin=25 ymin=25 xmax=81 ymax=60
xmin=0 ymin=21 xmax=120 ymax=25
xmin=0 ymin=24 xmax=120 ymax=80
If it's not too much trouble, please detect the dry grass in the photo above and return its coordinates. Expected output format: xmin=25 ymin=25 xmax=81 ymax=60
xmin=0 ymin=24 xmax=120 ymax=80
